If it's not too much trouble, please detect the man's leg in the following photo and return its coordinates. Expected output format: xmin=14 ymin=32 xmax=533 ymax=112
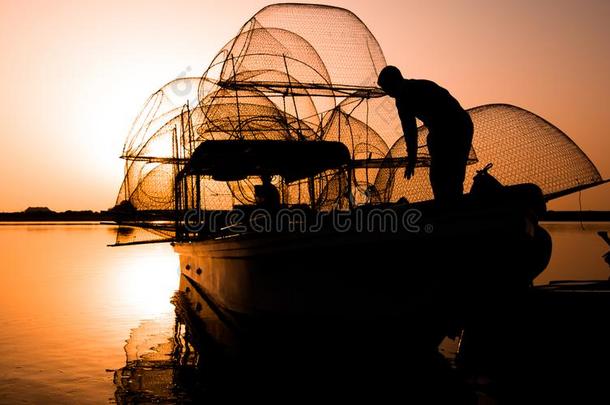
xmin=428 ymin=131 xmax=457 ymax=203
xmin=427 ymin=125 xmax=473 ymax=204
xmin=430 ymin=159 xmax=462 ymax=203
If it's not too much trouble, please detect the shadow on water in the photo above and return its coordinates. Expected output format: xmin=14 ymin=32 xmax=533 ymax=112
xmin=113 ymin=291 xmax=476 ymax=404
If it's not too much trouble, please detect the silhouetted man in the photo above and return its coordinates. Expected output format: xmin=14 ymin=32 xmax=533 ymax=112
xmin=377 ymin=66 xmax=473 ymax=204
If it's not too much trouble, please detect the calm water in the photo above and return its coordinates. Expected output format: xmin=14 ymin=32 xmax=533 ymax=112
xmin=0 ymin=222 xmax=608 ymax=403
xmin=0 ymin=224 xmax=179 ymax=404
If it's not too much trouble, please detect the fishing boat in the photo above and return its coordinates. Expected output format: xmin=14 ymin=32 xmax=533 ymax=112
xmin=113 ymin=4 xmax=607 ymax=346
xmin=172 ymin=138 xmax=548 ymax=331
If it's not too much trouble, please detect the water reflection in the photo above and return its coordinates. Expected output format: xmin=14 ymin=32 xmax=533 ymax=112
xmin=112 ymin=289 xmax=478 ymax=403
xmin=113 ymin=311 xmax=205 ymax=403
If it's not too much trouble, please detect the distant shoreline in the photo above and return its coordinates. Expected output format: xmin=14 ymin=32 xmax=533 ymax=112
xmin=0 ymin=221 xmax=105 ymax=225
xmin=0 ymin=212 xmax=115 ymax=222
xmin=0 ymin=210 xmax=609 ymax=222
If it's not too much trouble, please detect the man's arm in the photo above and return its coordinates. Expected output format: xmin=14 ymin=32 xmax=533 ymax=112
xmin=401 ymin=113 xmax=418 ymax=179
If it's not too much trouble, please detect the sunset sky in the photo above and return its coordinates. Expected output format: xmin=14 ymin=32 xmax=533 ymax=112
xmin=0 ymin=0 xmax=608 ymax=211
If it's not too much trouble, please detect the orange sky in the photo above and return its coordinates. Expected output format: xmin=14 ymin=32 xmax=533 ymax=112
xmin=0 ymin=0 xmax=608 ymax=211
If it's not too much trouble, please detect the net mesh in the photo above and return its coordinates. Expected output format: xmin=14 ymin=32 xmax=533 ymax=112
xmin=116 ymin=4 xmax=602 ymax=219
xmin=373 ymin=104 xmax=602 ymax=203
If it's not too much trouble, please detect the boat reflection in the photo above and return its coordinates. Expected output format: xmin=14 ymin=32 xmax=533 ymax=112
xmin=113 ymin=239 xmax=610 ymax=404
xmin=113 ymin=308 xmax=206 ymax=403
xmin=114 ymin=287 xmax=476 ymax=403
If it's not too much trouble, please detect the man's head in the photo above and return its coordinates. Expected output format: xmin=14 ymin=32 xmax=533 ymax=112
xmin=377 ymin=65 xmax=403 ymax=97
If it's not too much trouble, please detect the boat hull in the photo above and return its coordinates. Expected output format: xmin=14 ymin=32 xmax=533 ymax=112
xmin=174 ymin=191 xmax=552 ymax=345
